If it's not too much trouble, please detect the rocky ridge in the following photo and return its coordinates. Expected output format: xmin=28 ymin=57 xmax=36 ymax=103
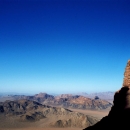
xmin=2 ymin=93 xmax=112 ymax=110
xmin=50 ymin=95 xmax=112 ymax=110
xmin=0 ymin=99 xmax=99 ymax=128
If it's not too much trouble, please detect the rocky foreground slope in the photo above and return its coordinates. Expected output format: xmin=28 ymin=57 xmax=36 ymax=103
xmin=3 ymin=93 xmax=112 ymax=110
xmin=0 ymin=99 xmax=99 ymax=128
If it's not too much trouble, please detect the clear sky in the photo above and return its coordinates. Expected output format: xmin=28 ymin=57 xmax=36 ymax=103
xmin=0 ymin=0 xmax=130 ymax=94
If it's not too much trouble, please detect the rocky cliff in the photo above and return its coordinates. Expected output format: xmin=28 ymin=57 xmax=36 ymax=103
xmin=83 ymin=59 xmax=130 ymax=130
xmin=123 ymin=60 xmax=130 ymax=87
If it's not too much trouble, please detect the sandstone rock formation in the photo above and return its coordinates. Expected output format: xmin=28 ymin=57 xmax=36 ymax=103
xmin=123 ymin=60 xmax=130 ymax=87
xmin=83 ymin=59 xmax=130 ymax=130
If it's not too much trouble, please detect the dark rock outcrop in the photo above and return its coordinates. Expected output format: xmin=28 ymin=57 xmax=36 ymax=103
xmin=83 ymin=60 xmax=130 ymax=130
xmin=94 ymin=96 xmax=99 ymax=100
xmin=83 ymin=87 xmax=130 ymax=130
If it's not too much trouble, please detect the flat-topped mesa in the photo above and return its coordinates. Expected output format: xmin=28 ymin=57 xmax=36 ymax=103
xmin=123 ymin=60 xmax=130 ymax=87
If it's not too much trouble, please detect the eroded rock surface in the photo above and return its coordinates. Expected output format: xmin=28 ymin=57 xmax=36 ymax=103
xmin=123 ymin=60 xmax=130 ymax=87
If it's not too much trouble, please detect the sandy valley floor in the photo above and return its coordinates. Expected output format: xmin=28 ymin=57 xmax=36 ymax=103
xmin=69 ymin=108 xmax=110 ymax=119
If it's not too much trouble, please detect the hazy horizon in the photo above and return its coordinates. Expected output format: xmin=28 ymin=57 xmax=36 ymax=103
xmin=0 ymin=0 xmax=130 ymax=94
xmin=0 ymin=90 xmax=115 ymax=96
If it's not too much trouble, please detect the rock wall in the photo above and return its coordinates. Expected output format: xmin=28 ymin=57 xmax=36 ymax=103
xmin=123 ymin=60 xmax=130 ymax=87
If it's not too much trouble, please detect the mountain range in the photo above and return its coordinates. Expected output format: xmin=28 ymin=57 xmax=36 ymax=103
xmin=0 ymin=93 xmax=112 ymax=110
xmin=0 ymin=99 xmax=99 ymax=128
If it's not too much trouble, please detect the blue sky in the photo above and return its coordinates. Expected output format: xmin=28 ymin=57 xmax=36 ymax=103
xmin=0 ymin=0 xmax=130 ymax=94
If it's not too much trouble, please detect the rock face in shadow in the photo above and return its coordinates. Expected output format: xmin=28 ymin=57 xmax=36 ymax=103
xmin=83 ymin=60 xmax=130 ymax=130
xmin=0 ymin=99 xmax=99 ymax=128
xmin=83 ymin=87 xmax=130 ymax=130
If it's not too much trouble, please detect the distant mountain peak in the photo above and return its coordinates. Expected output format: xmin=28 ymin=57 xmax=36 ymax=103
xmin=34 ymin=92 xmax=48 ymax=97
